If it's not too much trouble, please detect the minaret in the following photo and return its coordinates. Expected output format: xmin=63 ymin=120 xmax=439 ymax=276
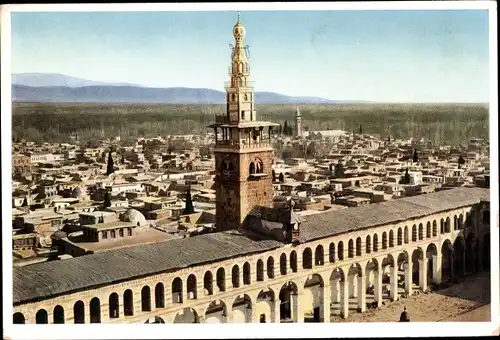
xmin=209 ymin=14 xmax=279 ymax=232
xmin=295 ymin=106 xmax=302 ymax=138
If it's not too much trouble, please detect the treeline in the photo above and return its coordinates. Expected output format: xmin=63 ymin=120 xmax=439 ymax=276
xmin=12 ymin=102 xmax=489 ymax=145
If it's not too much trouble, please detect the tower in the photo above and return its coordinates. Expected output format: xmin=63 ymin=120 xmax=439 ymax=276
xmin=209 ymin=14 xmax=279 ymax=232
xmin=295 ymin=107 xmax=302 ymax=138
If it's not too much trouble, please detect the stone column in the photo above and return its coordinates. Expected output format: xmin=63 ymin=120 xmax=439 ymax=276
xmin=357 ymin=275 xmax=366 ymax=312
xmin=404 ymin=263 xmax=413 ymax=296
xmin=390 ymin=265 xmax=398 ymax=301
xmin=374 ymin=265 xmax=383 ymax=307
xmin=350 ymin=275 xmax=358 ymax=298
xmin=340 ymin=280 xmax=350 ymax=319
xmin=225 ymin=304 xmax=234 ymax=323
xmin=331 ymin=280 xmax=340 ymax=303
xmin=418 ymin=259 xmax=427 ymax=291
xmin=322 ymin=281 xmax=331 ymax=323
xmin=432 ymin=254 xmax=442 ymax=284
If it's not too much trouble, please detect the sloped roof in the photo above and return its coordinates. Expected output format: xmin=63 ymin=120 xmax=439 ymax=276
xmin=13 ymin=187 xmax=489 ymax=304
xmin=13 ymin=230 xmax=281 ymax=304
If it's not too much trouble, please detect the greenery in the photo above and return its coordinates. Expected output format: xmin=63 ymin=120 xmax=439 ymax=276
xmin=12 ymin=102 xmax=489 ymax=145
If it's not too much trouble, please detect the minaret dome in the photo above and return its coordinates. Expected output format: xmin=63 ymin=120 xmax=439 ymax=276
xmin=233 ymin=13 xmax=246 ymax=39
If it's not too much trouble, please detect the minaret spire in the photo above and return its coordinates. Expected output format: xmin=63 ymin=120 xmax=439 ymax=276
xmin=237 ymin=11 xmax=241 ymax=23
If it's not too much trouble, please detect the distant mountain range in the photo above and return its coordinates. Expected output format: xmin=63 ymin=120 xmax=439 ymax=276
xmin=12 ymin=73 xmax=370 ymax=105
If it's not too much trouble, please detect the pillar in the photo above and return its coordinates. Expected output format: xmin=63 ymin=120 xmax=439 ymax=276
xmin=322 ymin=281 xmax=331 ymax=323
xmin=374 ymin=265 xmax=383 ymax=307
xmin=225 ymin=304 xmax=234 ymax=323
xmin=404 ymin=263 xmax=413 ymax=295
xmin=357 ymin=275 xmax=366 ymax=312
xmin=340 ymin=280 xmax=349 ymax=319
xmin=350 ymin=275 xmax=358 ymax=298
xmin=331 ymin=280 xmax=340 ymax=303
xmin=432 ymin=254 xmax=442 ymax=284
xmin=273 ymin=299 xmax=280 ymax=323
xmin=418 ymin=259 xmax=427 ymax=291
xmin=293 ymin=290 xmax=303 ymax=323
xmin=390 ymin=265 xmax=398 ymax=301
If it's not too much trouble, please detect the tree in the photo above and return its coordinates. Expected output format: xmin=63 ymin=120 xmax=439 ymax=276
xmin=387 ymin=135 xmax=391 ymax=143
xmin=102 ymin=191 xmax=111 ymax=209
xmin=400 ymin=168 xmax=411 ymax=184
xmin=412 ymin=149 xmax=419 ymax=163
xmin=283 ymin=121 xmax=289 ymax=136
xmin=278 ymin=172 xmax=285 ymax=183
xmin=106 ymin=150 xmax=115 ymax=176
xmin=335 ymin=162 xmax=345 ymax=178
xmin=458 ymin=156 xmax=465 ymax=169
xmin=278 ymin=124 xmax=283 ymax=136
xmin=183 ymin=186 xmax=195 ymax=215
xmin=359 ymin=124 xmax=363 ymax=134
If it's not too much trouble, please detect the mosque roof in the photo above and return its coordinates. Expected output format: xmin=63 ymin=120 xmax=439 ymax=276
xmin=13 ymin=187 xmax=489 ymax=304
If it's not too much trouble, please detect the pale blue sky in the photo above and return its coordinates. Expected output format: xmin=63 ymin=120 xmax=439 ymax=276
xmin=11 ymin=10 xmax=490 ymax=102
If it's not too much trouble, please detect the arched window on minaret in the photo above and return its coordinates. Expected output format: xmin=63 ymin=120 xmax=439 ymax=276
xmin=249 ymin=162 xmax=256 ymax=175
xmin=231 ymin=94 xmax=236 ymax=102
xmin=244 ymin=94 xmax=248 ymax=101
xmin=238 ymin=63 xmax=243 ymax=74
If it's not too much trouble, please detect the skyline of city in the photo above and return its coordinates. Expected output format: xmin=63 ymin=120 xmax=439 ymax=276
xmin=11 ymin=9 xmax=490 ymax=103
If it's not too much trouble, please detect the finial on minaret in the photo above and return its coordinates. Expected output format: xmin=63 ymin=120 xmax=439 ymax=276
xmin=237 ymin=11 xmax=241 ymax=23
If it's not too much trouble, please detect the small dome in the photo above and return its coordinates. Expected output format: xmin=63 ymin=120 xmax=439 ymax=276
xmin=120 ymin=208 xmax=146 ymax=227
xmin=72 ymin=186 xmax=86 ymax=198
xmin=233 ymin=15 xmax=246 ymax=39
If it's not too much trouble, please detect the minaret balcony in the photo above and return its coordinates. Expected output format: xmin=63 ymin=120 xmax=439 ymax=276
xmin=224 ymin=81 xmax=255 ymax=90
xmin=215 ymin=139 xmax=271 ymax=149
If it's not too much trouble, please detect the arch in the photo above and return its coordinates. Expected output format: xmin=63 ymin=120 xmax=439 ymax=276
xmin=35 ymin=309 xmax=48 ymax=324
xmin=216 ymin=268 xmax=226 ymax=292
xmin=89 ymin=297 xmax=101 ymax=323
xmin=233 ymin=294 xmax=253 ymax=323
xmin=172 ymin=277 xmax=183 ymax=303
xmin=453 ymin=237 xmax=466 ymax=277
xmin=290 ymin=251 xmax=298 ymax=272
xmin=404 ymin=226 xmax=409 ymax=244
xmin=232 ymin=265 xmax=241 ymax=288
xmin=382 ymin=232 xmax=388 ymax=249
xmin=204 ymin=271 xmax=214 ymax=295
xmin=412 ymin=224 xmax=417 ymax=242
xmin=440 ymin=218 xmax=445 ymax=234
xmin=174 ymin=307 xmax=200 ymax=324
xmin=74 ymin=300 xmax=85 ymax=323
xmin=254 ymin=158 xmax=264 ymax=174
xmin=303 ymin=247 xmax=313 ymax=269
xmin=187 ymin=274 xmax=197 ymax=299
xmin=315 ymin=245 xmax=324 ymax=265
xmin=249 ymin=162 xmax=256 ymax=175
xmin=389 ymin=230 xmax=395 ymax=247
xmin=279 ymin=281 xmax=299 ymax=322
xmin=109 ymin=292 xmax=120 ymax=318
xmin=365 ymin=235 xmax=371 ymax=254
xmin=445 ymin=217 xmax=451 ymax=233
xmin=418 ymin=223 xmax=424 ymax=240
xmin=397 ymin=227 xmax=403 ymax=245
xmin=372 ymin=234 xmax=378 ymax=252
xmin=243 ymin=262 xmax=251 ymax=284
xmin=155 ymin=283 xmax=165 ymax=308
xmin=145 ymin=316 xmax=166 ymax=324
xmin=329 ymin=242 xmax=336 ymax=262
xmin=355 ymin=237 xmax=362 ymax=256
xmin=441 ymin=240 xmax=453 ymax=281
xmin=13 ymin=312 xmax=25 ymax=324
xmin=348 ymin=239 xmax=355 ymax=258
xmin=426 ymin=222 xmax=431 ymax=238
xmin=267 ymin=256 xmax=275 ymax=279
xmin=280 ymin=253 xmax=287 ymax=275
xmin=205 ymin=300 xmax=228 ymax=323
xmin=432 ymin=220 xmax=438 ymax=237
xmin=458 ymin=214 xmax=464 ymax=230
xmin=257 ymin=259 xmax=265 ymax=281
xmin=141 ymin=286 xmax=152 ymax=311
xmin=52 ymin=305 xmax=65 ymax=324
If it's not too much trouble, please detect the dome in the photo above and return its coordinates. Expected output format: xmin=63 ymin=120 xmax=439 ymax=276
xmin=51 ymin=230 xmax=68 ymax=240
xmin=120 ymin=208 xmax=147 ymax=226
xmin=71 ymin=186 xmax=86 ymax=198
xmin=233 ymin=14 xmax=246 ymax=39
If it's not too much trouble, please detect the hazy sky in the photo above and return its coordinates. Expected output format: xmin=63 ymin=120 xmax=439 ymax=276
xmin=11 ymin=10 xmax=490 ymax=102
